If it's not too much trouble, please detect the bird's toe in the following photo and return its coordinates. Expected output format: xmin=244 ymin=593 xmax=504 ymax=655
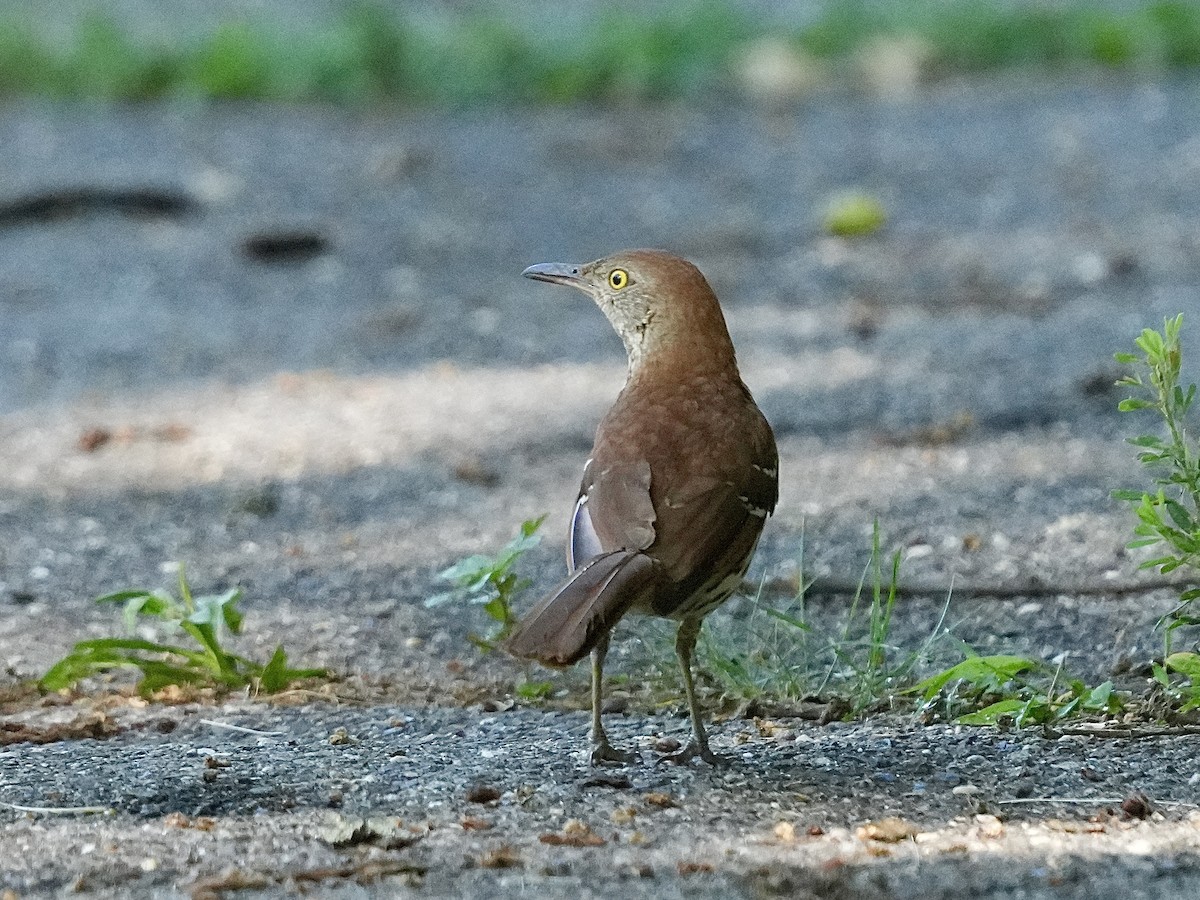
xmin=591 ymin=739 xmax=639 ymax=766
xmin=657 ymin=741 xmax=728 ymax=767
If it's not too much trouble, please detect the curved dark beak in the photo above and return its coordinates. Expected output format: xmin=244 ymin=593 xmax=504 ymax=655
xmin=522 ymin=262 xmax=583 ymax=285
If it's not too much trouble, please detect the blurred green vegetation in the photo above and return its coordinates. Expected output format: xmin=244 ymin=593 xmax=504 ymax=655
xmin=0 ymin=1 xmax=1198 ymax=104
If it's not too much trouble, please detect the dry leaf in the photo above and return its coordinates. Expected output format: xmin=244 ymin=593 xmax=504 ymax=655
xmin=856 ymin=817 xmax=920 ymax=843
xmin=320 ymin=816 xmax=418 ymax=850
xmin=974 ymin=814 xmax=1004 ymax=839
xmin=0 ymin=712 xmax=122 ymax=746
xmin=465 ymin=784 xmax=501 ymax=804
xmin=328 ymin=727 xmax=353 ymax=745
xmin=1122 ymin=792 xmax=1153 ymax=820
xmin=540 ymin=821 xmax=605 ymax=847
xmin=479 ymin=846 xmax=522 ymax=869
xmin=754 ymin=717 xmax=787 ymax=738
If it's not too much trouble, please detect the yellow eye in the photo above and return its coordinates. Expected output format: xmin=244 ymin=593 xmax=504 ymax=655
xmin=608 ymin=268 xmax=628 ymax=290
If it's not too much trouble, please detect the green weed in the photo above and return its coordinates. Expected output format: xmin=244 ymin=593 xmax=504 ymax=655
xmin=3 ymin=2 xmax=1200 ymax=104
xmin=912 ymin=654 xmax=1124 ymax=725
xmin=41 ymin=566 xmax=325 ymax=696
xmin=799 ymin=0 xmax=1200 ymax=71
xmin=1111 ymin=312 xmax=1200 ymax=714
xmin=425 ymin=515 xmax=545 ymax=650
xmin=1114 ymin=314 xmax=1200 ymax=650
xmin=515 ymin=679 xmax=555 ymax=701
xmin=1159 ymin=651 xmax=1200 ymax=711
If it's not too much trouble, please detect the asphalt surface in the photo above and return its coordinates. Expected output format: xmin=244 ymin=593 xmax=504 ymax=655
xmin=4 ymin=76 xmax=1200 ymax=897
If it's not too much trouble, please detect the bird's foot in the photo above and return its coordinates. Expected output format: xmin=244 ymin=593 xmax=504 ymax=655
xmin=591 ymin=739 xmax=638 ymax=766
xmin=657 ymin=741 xmax=727 ymax=767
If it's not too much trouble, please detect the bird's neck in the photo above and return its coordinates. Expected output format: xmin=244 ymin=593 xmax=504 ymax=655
xmin=625 ymin=291 xmax=739 ymax=382
xmin=625 ymin=329 xmax=739 ymax=386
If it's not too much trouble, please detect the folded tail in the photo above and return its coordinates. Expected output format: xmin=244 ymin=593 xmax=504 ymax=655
xmin=503 ymin=550 xmax=659 ymax=667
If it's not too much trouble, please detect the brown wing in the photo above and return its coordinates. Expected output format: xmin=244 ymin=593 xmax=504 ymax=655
xmin=585 ymin=401 xmax=777 ymax=616
xmin=647 ymin=422 xmax=777 ymax=615
xmin=570 ymin=458 xmax=656 ymax=567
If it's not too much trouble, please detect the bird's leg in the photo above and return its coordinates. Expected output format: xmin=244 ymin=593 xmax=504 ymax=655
xmin=590 ymin=634 xmax=637 ymax=765
xmin=661 ymin=617 xmax=726 ymax=766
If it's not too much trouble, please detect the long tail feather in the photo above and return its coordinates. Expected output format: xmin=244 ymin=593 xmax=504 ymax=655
xmin=503 ymin=551 xmax=659 ymax=666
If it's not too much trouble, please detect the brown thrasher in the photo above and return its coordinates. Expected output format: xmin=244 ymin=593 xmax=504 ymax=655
xmin=504 ymin=250 xmax=778 ymax=765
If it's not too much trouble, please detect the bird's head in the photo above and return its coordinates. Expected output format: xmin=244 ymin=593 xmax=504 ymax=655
xmin=523 ymin=249 xmax=735 ymax=373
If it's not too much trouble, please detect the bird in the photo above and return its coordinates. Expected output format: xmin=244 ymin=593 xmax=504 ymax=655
xmin=503 ymin=249 xmax=778 ymax=765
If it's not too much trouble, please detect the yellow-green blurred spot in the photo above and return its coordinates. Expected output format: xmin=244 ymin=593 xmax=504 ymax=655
xmin=823 ymin=192 xmax=887 ymax=237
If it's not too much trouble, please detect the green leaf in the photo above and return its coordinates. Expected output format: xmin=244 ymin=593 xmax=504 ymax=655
xmin=516 ymin=680 xmax=553 ymax=699
xmin=1152 ymin=662 xmax=1171 ymax=688
xmin=482 ymin=596 xmax=511 ymax=624
xmin=70 ymin=636 xmax=209 ymax=659
xmin=120 ymin=595 xmax=156 ymax=633
xmin=1118 ymin=398 xmax=1155 ymax=412
xmin=1142 ymin=555 xmax=1181 ymax=570
xmin=423 ymin=590 xmax=458 ymax=608
xmin=1166 ymin=652 xmax=1200 ymax=679
xmin=188 ymin=589 xmax=243 ymax=632
xmin=520 ymin=514 xmax=547 ymax=539
xmin=1083 ymin=680 xmax=1115 ymax=709
xmin=1051 ymin=695 xmax=1081 ymax=721
xmin=1126 ymin=537 xmax=1161 ymax=549
xmin=467 ymin=633 xmax=497 ymax=652
xmin=764 ymin=608 xmax=812 ymax=631
xmin=259 ymin=646 xmax=291 ymax=692
xmin=39 ymin=654 xmax=124 ymax=691
xmin=256 ymin=646 xmax=323 ymax=692
xmin=180 ymin=619 xmax=223 ymax=667
xmin=1164 ymin=499 xmax=1196 ymax=530
xmin=1112 ymin=488 xmax=1148 ymax=501
xmin=424 ymin=517 xmax=545 ymax=649
xmin=101 ymin=589 xmax=178 ymax=632
xmin=1137 ymin=328 xmax=1164 ymax=355
xmin=910 ymin=654 xmax=1039 ymax=702
xmin=135 ymin=660 xmax=218 ymax=695
xmin=96 ymin=589 xmax=156 ymax=605
xmin=438 ymin=554 xmax=494 ymax=585
xmin=39 ymin=637 xmax=205 ymax=690
xmin=1126 ymin=435 xmax=1165 ymax=449
xmin=956 ymin=698 xmax=1027 ymax=725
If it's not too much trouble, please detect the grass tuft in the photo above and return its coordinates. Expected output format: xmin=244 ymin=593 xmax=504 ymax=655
xmin=698 ymin=521 xmax=955 ymax=716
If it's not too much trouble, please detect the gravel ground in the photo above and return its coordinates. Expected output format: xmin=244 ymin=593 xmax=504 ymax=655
xmin=3 ymin=704 xmax=1200 ymax=898
xmin=4 ymin=76 xmax=1200 ymax=896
